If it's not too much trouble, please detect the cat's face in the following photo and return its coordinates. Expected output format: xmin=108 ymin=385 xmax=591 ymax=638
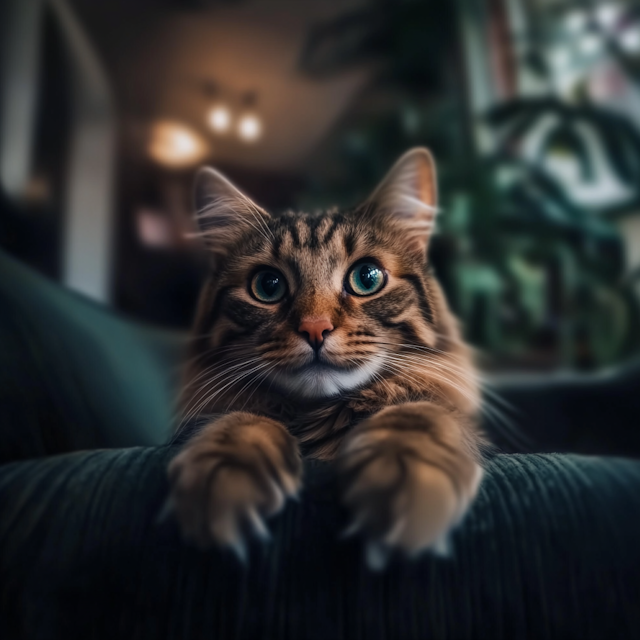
xmin=191 ymin=149 xmax=444 ymax=400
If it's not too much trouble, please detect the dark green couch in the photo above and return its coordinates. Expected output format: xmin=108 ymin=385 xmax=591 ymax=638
xmin=1 ymin=250 xmax=639 ymax=639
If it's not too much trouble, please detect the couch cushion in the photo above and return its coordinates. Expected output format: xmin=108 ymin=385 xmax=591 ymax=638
xmin=1 ymin=446 xmax=639 ymax=639
xmin=0 ymin=250 xmax=184 ymax=462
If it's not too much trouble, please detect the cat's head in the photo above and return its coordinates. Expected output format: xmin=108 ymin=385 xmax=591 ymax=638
xmin=191 ymin=148 xmax=452 ymax=400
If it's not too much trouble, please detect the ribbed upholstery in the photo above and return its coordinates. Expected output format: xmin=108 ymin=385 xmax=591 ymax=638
xmin=2 ymin=248 xmax=640 ymax=638
xmin=1 ymin=446 xmax=639 ymax=639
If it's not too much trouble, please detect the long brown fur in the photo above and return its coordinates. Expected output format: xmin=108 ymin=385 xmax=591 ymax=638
xmin=168 ymin=148 xmax=484 ymax=566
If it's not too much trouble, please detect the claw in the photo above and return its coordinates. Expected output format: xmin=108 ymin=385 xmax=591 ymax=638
xmin=431 ymin=535 xmax=452 ymax=558
xmin=265 ymin=477 xmax=285 ymax=512
xmin=229 ymin=539 xmax=248 ymax=565
xmin=280 ymin=473 xmax=299 ymax=498
xmin=247 ymin=508 xmax=271 ymax=541
xmin=365 ymin=541 xmax=391 ymax=572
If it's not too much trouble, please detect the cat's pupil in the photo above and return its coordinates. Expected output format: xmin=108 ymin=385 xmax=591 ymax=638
xmin=261 ymin=273 xmax=280 ymax=296
xmin=359 ymin=264 xmax=379 ymax=290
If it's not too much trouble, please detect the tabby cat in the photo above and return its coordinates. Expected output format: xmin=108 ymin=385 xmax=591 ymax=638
xmin=167 ymin=148 xmax=484 ymax=568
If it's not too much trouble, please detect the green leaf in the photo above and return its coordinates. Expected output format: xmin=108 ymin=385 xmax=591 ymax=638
xmin=540 ymin=123 xmax=593 ymax=181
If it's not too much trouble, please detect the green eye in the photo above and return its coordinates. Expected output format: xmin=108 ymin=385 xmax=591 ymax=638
xmin=250 ymin=269 xmax=287 ymax=303
xmin=346 ymin=261 xmax=386 ymax=296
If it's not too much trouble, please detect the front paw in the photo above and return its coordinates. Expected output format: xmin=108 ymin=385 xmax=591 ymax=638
xmin=167 ymin=413 xmax=302 ymax=559
xmin=338 ymin=411 xmax=482 ymax=569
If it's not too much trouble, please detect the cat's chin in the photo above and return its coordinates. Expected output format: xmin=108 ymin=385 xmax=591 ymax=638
xmin=268 ymin=358 xmax=383 ymax=399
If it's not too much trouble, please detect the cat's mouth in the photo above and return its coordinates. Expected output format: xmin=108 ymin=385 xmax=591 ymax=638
xmin=267 ymin=356 xmax=383 ymax=399
xmin=291 ymin=361 xmax=352 ymax=376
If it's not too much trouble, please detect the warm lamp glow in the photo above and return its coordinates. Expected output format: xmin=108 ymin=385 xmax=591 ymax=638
xmin=148 ymin=121 xmax=208 ymax=168
xmin=238 ymin=114 xmax=262 ymax=142
xmin=208 ymin=106 xmax=231 ymax=133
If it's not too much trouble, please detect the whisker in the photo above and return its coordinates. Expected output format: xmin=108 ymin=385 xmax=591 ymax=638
xmin=181 ymin=354 xmax=260 ymax=394
xmin=238 ymin=362 xmax=279 ymax=412
xmin=171 ymin=361 xmax=269 ymax=442
xmin=379 ymin=357 xmax=478 ymax=407
xmin=175 ymin=358 xmax=262 ymax=427
xmin=224 ymin=361 xmax=275 ymax=412
xmin=379 ymin=353 xmax=530 ymax=448
xmin=177 ymin=358 xmax=261 ymax=418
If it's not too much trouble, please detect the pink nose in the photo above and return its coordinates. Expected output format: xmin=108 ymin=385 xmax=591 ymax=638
xmin=298 ymin=317 xmax=334 ymax=350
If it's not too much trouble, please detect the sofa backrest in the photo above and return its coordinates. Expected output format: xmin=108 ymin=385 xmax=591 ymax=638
xmin=0 ymin=250 xmax=185 ymax=463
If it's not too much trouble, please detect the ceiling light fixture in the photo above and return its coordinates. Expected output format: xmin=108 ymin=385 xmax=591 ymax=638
xmin=238 ymin=114 xmax=262 ymax=142
xmin=208 ymin=105 xmax=231 ymax=133
xmin=148 ymin=121 xmax=208 ymax=168
xmin=237 ymin=91 xmax=262 ymax=143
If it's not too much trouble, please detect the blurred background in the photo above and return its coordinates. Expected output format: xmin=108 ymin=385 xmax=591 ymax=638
xmin=1 ymin=0 xmax=640 ymax=373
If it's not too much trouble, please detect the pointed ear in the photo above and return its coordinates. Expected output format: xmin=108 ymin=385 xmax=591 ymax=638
xmin=365 ymin=148 xmax=438 ymax=255
xmin=193 ymin=167 xmax=271 ymax=256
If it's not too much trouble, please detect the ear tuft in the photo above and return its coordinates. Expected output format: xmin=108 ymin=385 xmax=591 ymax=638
xmin=366 ymin=147 xmax=439 ymax=254
xmin=192 ymin=167 xmax=271 ymax=256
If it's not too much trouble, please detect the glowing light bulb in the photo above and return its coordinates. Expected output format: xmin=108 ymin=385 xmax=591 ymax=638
xmin=238 ymin=114 xmax=262 ymax=142
xmin=148 ymin=121 xmax=208 ymax=168
xmin=208 ymin=106 xmax=231 ymax=133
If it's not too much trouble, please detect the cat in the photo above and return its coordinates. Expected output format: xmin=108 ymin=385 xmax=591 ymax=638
xmin=167 ymin=148 xmax=484 ymax=569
